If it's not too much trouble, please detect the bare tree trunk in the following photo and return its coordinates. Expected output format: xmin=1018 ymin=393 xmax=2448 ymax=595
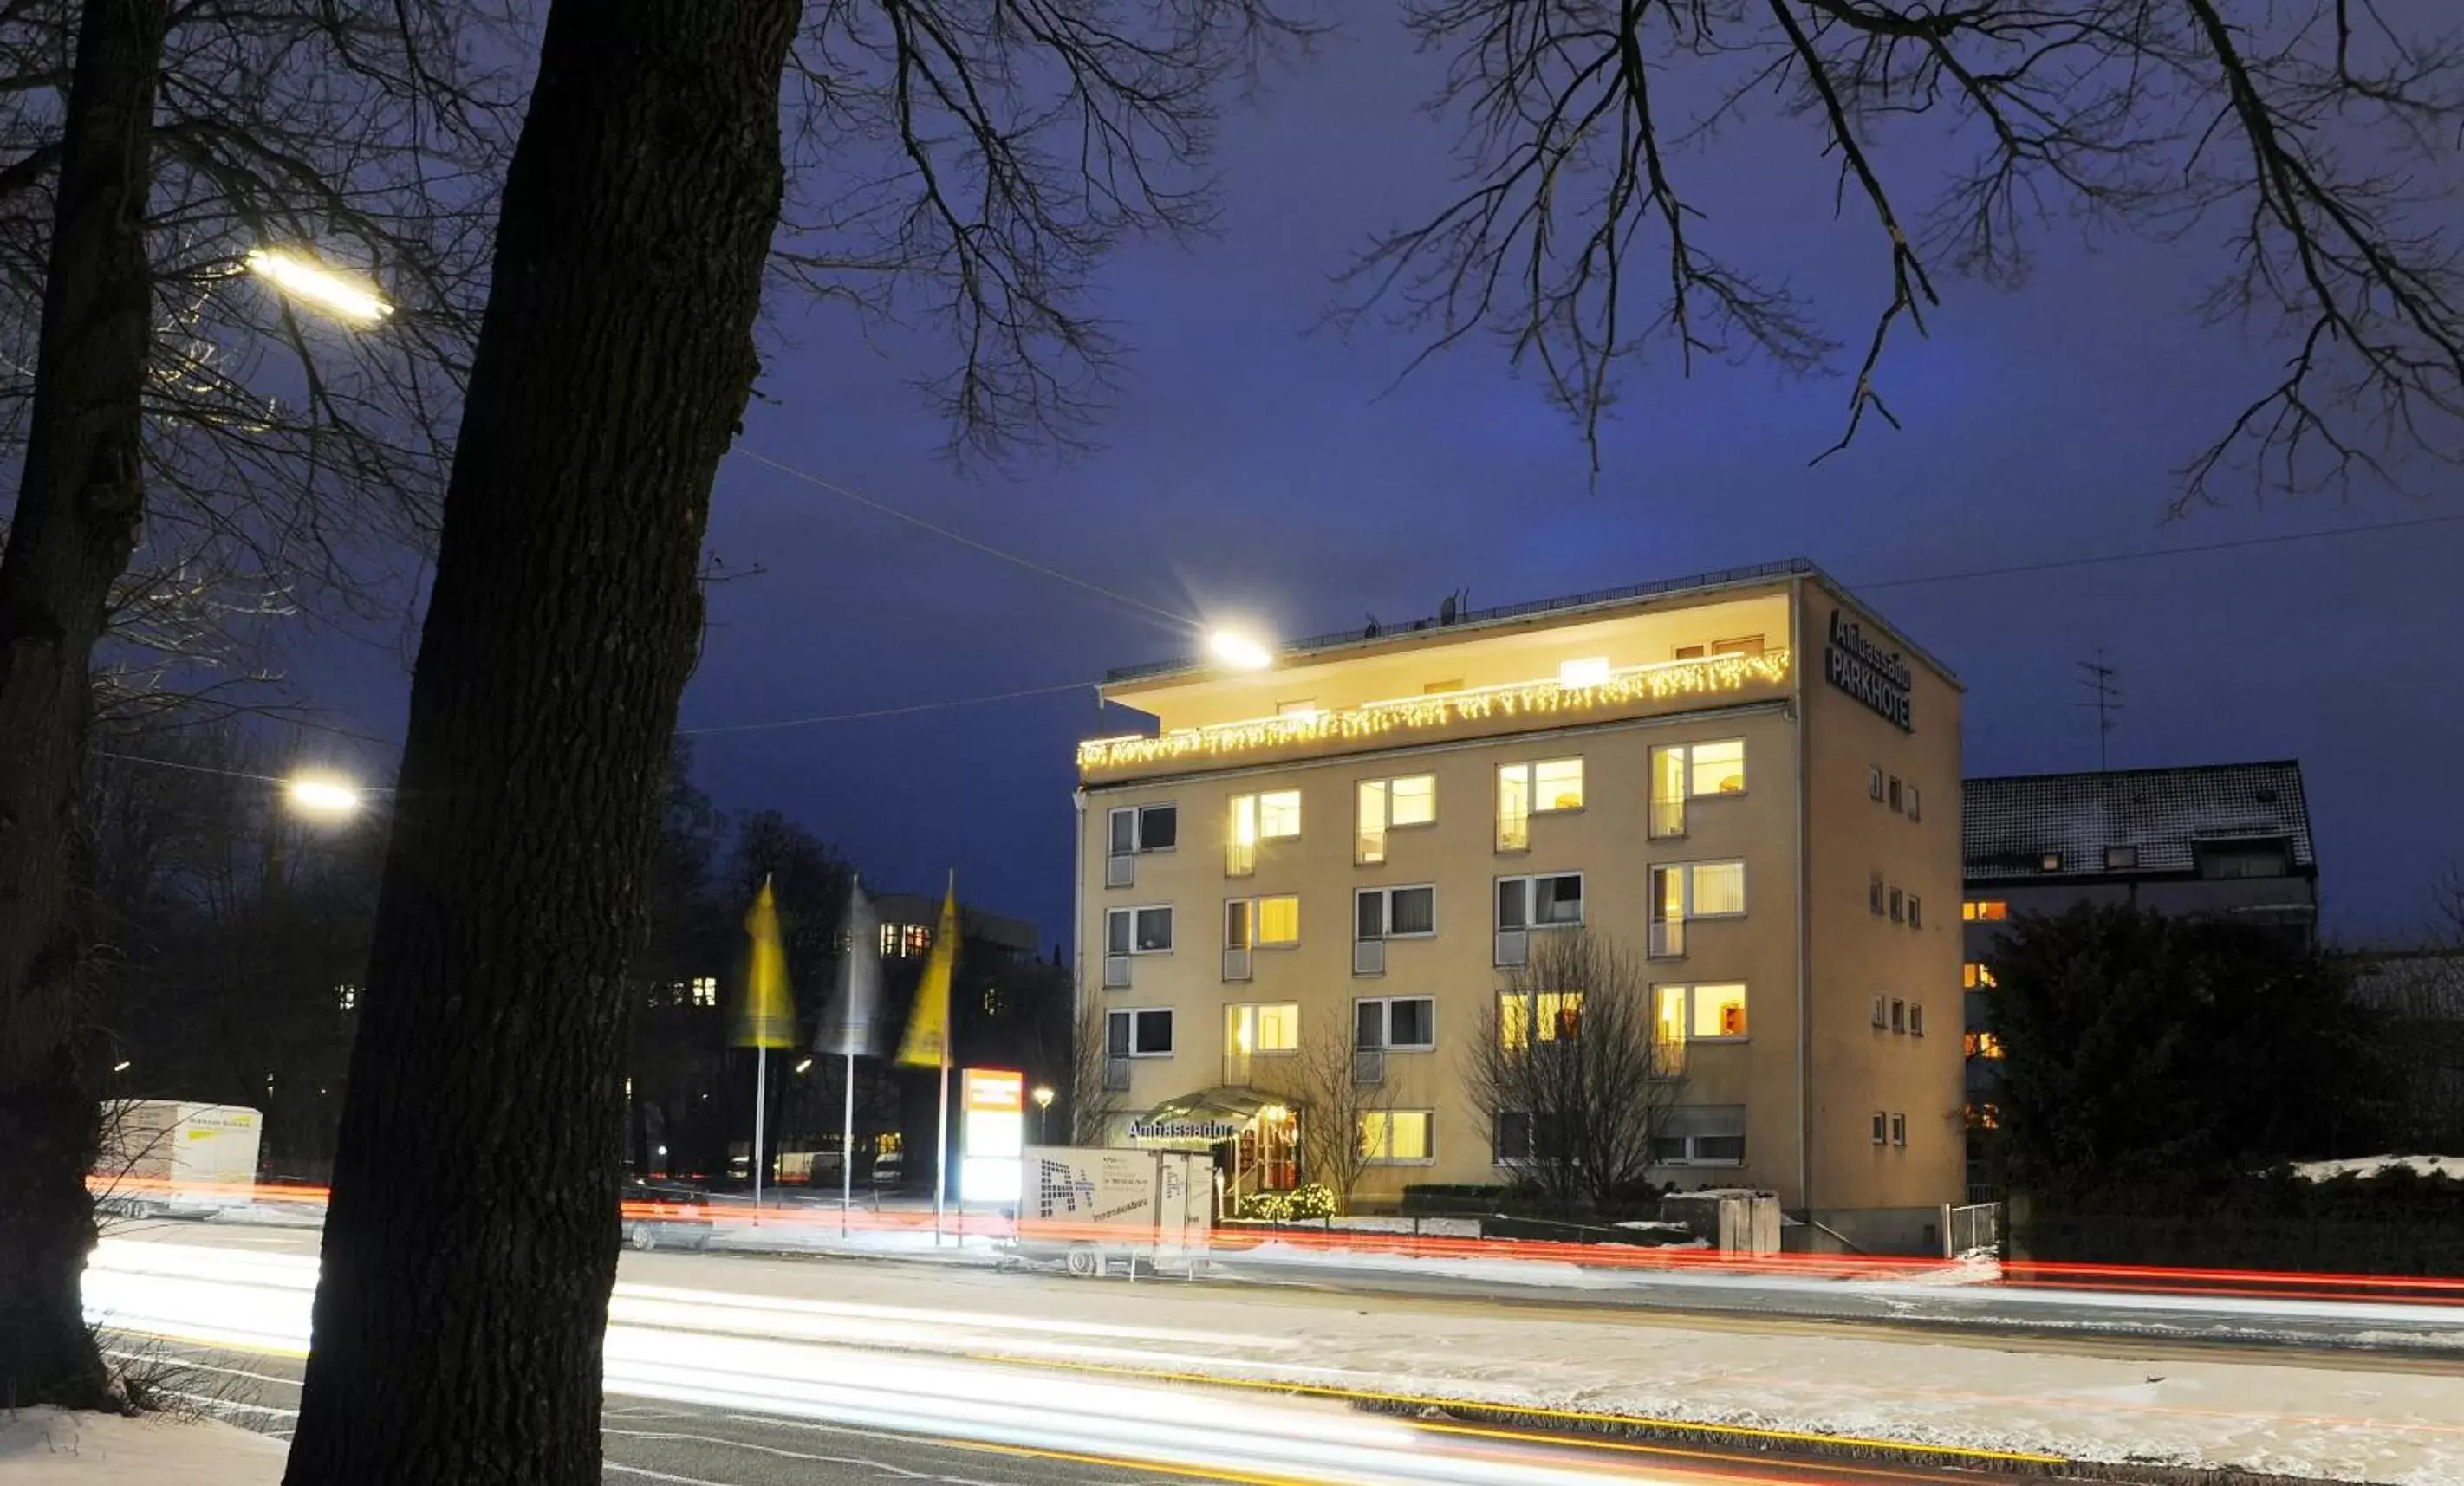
xmin=0 ymin=0 xmax=172 ymax=1411
xmin=281 ymin=5 xmax=796 ymax=1483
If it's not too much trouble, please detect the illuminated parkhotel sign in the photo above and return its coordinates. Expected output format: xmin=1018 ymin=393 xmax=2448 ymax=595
xmin=1825 ymin=609 xmax=1914 ymax=731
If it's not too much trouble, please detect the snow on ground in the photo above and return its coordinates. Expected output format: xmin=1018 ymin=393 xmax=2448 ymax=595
xmin=0 ymin=1408 xmax=282 ymax=1483
xmin=2292 ymin=1154 xmax=2464 ymax=1182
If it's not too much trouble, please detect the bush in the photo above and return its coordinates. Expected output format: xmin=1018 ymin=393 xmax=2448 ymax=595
xmin=1286 ymin=1183 xmax=1337 ymax=1219
xmin=1232 ymin=1183 xmax=1338 ymax=1223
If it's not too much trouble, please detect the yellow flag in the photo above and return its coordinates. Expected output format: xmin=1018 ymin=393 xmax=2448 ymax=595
xmin=731 ymin=876 xmax=797 ymax=1049
xmin=895 ymin=882 xmax=961 ymax=1068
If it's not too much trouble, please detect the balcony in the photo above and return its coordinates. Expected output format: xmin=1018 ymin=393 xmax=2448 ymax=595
xmin=1081 ymin=648 xmax=1793 ymax=783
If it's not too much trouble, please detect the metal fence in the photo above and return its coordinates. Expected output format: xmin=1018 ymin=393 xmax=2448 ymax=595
xmin=1946 ymin=1199 xmax=2003 ymax=1257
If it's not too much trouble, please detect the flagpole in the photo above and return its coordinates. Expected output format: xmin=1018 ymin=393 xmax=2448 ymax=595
xmin=934 ymin=866 xmax=954 ymax=1247
xmin=752 ymin=1045 xmax=767 ymax=1223
xmin=840 ymin=1049 xmax=855 ymax=1238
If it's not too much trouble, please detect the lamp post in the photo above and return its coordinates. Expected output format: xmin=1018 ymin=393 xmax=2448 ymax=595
xmin=1031 ymin=1085 xmax=1055 ymax=1145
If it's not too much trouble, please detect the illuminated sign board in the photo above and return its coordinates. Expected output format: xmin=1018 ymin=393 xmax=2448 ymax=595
xmin=1824 ymin=609 xmax=1913 ymax=731
xmin=959 ymin=1067 xmax=1024 ymax=1204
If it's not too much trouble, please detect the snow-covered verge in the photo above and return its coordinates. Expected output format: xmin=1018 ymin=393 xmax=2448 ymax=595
xmin=0 ymin=1408 xmax=282 ymax=1483
xmin=2292 ymin=1155 xmax=2464 ymax=1182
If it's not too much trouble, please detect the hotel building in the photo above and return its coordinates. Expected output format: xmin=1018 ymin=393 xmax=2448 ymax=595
xmin=1072 ymin=560 xmax=1965 ymax=1250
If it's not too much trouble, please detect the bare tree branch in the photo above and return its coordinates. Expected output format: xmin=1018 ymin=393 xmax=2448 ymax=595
xmin=1347 ymin=0 xmax=2464 ymax=503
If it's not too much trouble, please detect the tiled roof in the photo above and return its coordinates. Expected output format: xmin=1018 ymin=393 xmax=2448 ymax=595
xmin=1962 ymin=762 xmax=2314 ymax=882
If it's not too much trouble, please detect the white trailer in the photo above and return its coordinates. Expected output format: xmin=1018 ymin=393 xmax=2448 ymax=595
xmin=1009 ymin=1145 xmax=1211 ymax=1279
xmin=94 ymin=1100 xmax=261 ymax=1219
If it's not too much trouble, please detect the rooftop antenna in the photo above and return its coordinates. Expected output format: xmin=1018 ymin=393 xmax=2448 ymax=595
xmin=2075 ymin=652 xmax=2121 ymax=773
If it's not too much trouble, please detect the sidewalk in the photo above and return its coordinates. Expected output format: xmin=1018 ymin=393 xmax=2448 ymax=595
xmin=0 ymin=1409 xmax=281 ymax=1484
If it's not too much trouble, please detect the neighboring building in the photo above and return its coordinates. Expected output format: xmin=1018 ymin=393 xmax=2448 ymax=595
xmin=1958 ymin=760 xmax=2320 ymax=1197
xmin=1073 ymin=559 xmax=1965 ymax=1251
xmin=873 ymin=892 xmax=1039 ymax=964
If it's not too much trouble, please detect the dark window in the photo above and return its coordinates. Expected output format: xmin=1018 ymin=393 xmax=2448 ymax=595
xmin=1133 ymin=1009 xmax=1173 ymax=1054
xmin=1391 ymin=886 xmax=1436 ymax=936
xmin=1494 ymin=1111 xmax=1532 ymax=1162
xmin=2105 ymin=845 xmax=2137 ymax=870
xmin=1388 ymin=997 xmax=1434 ymax=1048
xmin=2198 ymin=841 xmax=2291 ymax=879
xmin=1139 ymin=805 xmax=1178 ymax=851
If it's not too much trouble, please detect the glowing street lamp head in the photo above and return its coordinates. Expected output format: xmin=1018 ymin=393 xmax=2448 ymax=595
xmin=1031 ymin=1086 xmax=1055 ymax=1110
xmin=284 ymin=774 xmax=363 ymax=821
xmin=246 ymin=248 xmax=393 ymax=324
xmin=1206 ymin=629 xmax=1274 ymax=671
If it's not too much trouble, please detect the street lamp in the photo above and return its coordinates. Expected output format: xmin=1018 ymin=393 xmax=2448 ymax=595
xmin=1206 ymin=629 xmax=1273 ymax=671
xmin=246 ymin=248 xmax=393 ymax=324
xmin=283 ymin=774 xmax=363 ymax=821
xmin=1031 ymin=1085 xmax=1055 ymax=1145
xmin=793 ymin=1057 xmax=814 ymax=1075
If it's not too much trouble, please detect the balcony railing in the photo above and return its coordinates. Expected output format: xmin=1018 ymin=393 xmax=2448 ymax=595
xmin=1352 ymin=1048 xmax=1386 ymax=1087
xmin=1649 ymin=918 xmax=1686 ymax=958
xmin=1648 ymin=800 xmax=1686 ymax=839
xmin=1080 ymin=648 xmax=1793 ymax=774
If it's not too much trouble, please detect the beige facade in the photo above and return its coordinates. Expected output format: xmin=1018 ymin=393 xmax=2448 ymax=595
xmin=1072 ymin=562 xmax=1965 ymax=1248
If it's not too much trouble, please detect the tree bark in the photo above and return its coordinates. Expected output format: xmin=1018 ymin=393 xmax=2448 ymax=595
xmin=280 ymin=5 xmax=796 ymax=1483
xmin=0 ymin=0 xmax=172 ymax=1411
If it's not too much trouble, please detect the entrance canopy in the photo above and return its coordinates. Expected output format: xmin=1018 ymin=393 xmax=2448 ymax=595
xmin=1125 ymin=1087 xmax=1287 ymax=1148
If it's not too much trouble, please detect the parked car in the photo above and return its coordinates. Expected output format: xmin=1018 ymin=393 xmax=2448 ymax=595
xmin=620 ymin=1178 xmax=713 ymax=1252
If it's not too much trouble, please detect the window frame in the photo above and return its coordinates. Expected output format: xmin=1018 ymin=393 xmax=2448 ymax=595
xmin=1908 ymin=894 xmax=1923 ymax=930
xmin=1105 ymin=904 xmax=1176 ymax=956
xmin=1909 ymin=1002 xmax=1928 ymax=1038
xmin=1869 ymin=873 xmax=1886 ymax=916
xmin=1887 ymin=775 xmax=1903 ymax=812
xmin=1356 ymin=994 xmax=1437 ymax=1053
xmin=1356 ymin=774 xmax=1437 ymax=865
xmin=1225 ymin=1002 xmax=1300 ymax=1059
xmin=1906 ymin=783 xmax=1921 ymax=821
xmin=1653 ymin=859 xmax=1748 ymax=922
xmin=1356 ymin=883 xmax=1438 ymax=943
xmin=1497 ymin=989 xmax=1585 ymax=1049
xmin=1653 ymin=1106 xmax=1746 ymax=1167
xmin=1360 ymin=1109 xmax=1437 ymax=1165
xmin=1225 ymin=894 xmax=1300 ymax=951
xmin=1655 ymin=981 xmax=1750 ymax=1042
xmin=1890 ymin=1112 xmax=1908 ymax=1148
xmin=1108 ymin=1006 xmax=1175 ymax=1058
xmin=1108 ymin=802 xmax=1179 ymax=856
xmin=1496 ymin=756 xmax=1585 ymax=852
xmin=1869 ymin=766 xmax=1884 ymax=801
xmin=1889 ymin=997 xmax=1907 ymax=1034
xmin=1496 ymin=872 xmax=1586 ymax=931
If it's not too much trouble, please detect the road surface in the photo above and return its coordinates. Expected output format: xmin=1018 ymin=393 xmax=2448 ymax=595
xmin=86 ymin=1222 xmax=2464 ymax=1484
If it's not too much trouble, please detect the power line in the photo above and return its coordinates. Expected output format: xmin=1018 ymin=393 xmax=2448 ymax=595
xmin=92 ymin=749 xmax=396 ymax=793
xmin=94 ymin=749 xmax=285 ymax=784
xmin=1856 ymin=510 xmax=2464 ymax=591
xmin=730 ymin=448 xmax=1200 ymax=633
xmin=679 ymin=508 xmax=2463 ymax=736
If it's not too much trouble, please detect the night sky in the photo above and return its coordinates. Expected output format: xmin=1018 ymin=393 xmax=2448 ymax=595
xmin=299 ymin=13 xmax=2463 ymax=951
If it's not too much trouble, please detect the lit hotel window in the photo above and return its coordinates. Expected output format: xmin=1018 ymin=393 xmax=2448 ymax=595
xmin=691 ymin=976 xmax=718 ymax=1007
xmin=1963 ymin=963 xmax=1998 ymax=989
xmin=1962 ymin=900 xmax=2009 ymax=922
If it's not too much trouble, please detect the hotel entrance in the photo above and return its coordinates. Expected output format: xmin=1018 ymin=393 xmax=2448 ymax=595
xmin=1125 ymin=1087 xmax=1300 ymax=1210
